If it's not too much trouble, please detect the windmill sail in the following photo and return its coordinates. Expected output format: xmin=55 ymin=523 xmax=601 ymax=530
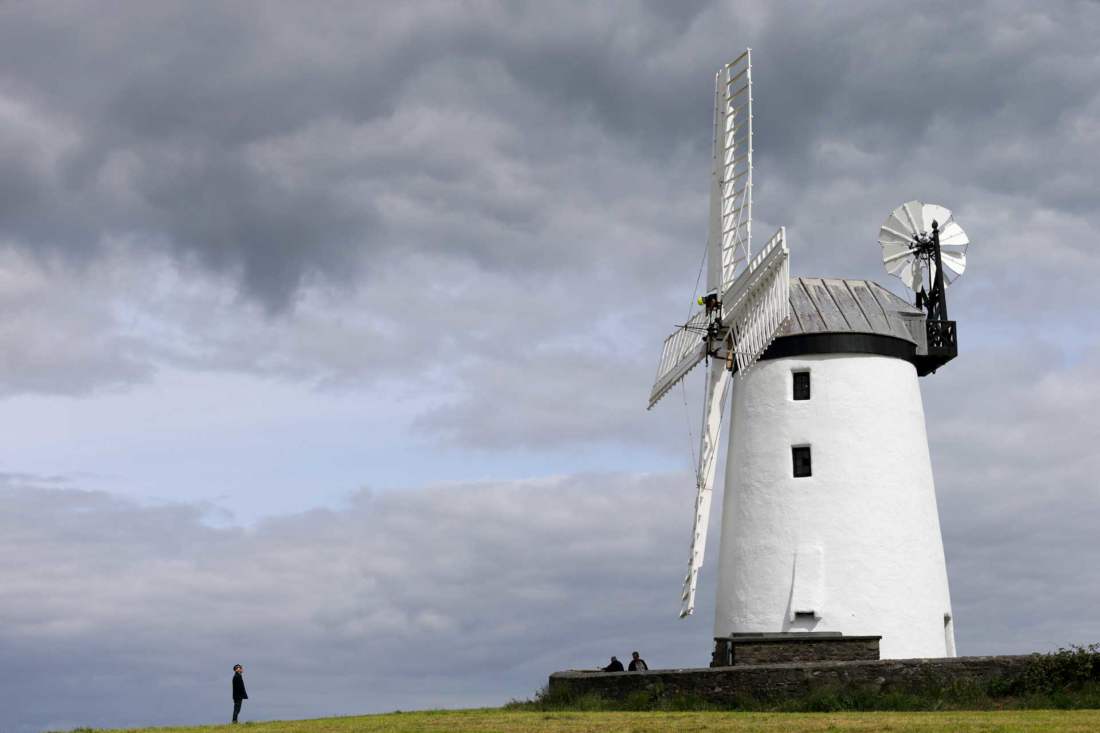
xmin=648 ymin=51 xmax=791 ymax=619
xmin=649 ymin=227 xmax=789 ymax=411
xmin=680 ymin=359 xmax=730 ymax=617
xmin=678 ymin=228 xmax=789 ymax=618
xmin=648 ymin=309 xmax=710 ymax=409
xmin=710 ymin=50 xmax=753 ymax=296
xmin=723 ymin=228 xmax=790 ymax=372
xmin=649 ymin=50 xmax=754 ymax=411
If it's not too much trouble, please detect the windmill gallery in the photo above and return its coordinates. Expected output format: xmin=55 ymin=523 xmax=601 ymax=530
xmin=547 ymin=51 xmax=1038 ymax=702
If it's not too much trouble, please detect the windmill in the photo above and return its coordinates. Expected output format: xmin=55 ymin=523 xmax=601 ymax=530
xmin=649 ymin=51 xmax=969 ymax=662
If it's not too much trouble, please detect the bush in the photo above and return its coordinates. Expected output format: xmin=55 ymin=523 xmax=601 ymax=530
xmin=506 ymin=684 xmax=618 ymax=711
xmin=1013 ymin=644 xmax=1100 ymax=695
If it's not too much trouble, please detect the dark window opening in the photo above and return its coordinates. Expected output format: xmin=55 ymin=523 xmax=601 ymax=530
xmin=793 ymin=370 xmax=811 ymax=400
xmin=793 ymin=611 xmax=816 ymax=621
xmin=792 ymin=446 xmax=812 ymax=477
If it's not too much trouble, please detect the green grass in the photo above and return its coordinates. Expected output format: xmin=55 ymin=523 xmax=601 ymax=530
xmin=51 ymin=648 xmax=1100 ymax=732
xmin=48 ymin=709 xmax=1100 ymax=733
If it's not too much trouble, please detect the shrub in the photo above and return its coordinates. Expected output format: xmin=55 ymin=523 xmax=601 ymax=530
xmin=1014 ymin=644 xmax=1100 ymax=695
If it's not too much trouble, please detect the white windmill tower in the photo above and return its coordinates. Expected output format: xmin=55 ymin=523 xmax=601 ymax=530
xmin=648 ymin=50 xmax=969 ymax=662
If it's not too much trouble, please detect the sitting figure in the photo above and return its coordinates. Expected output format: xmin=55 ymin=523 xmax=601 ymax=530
xmin=602 ymin=656 xmax=624 ymax=672
xmin=628 ymin=651 xmax=648 ymax=671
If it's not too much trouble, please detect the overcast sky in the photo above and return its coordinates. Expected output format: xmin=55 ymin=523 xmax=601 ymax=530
xmin=2 ymin=1 xmax=1099 ymax=731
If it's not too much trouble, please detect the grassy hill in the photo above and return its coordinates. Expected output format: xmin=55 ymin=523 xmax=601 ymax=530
xmin=57 ymin=647 xmax=1100 ymax=732
xmin=59 ymin=709 xmax=1100 ymax=733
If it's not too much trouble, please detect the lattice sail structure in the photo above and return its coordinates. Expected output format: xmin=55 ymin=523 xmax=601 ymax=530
xmin=648 ymin=229 xmax=789 ymax=410
xmin=709 ymin=50 xmax=754 ymax=295
xmin=723 ymin=228 xmax=791 ymax=373
xmin=648 ymin=309 xmax=710 ymax=410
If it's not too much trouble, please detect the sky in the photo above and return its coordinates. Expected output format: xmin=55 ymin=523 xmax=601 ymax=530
xmin=1 ymin=1 xmax=1099 ymax=730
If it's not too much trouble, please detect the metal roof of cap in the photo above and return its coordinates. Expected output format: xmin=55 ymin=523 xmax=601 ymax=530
xmin=780 ymin=277 xmax=924 ymax=345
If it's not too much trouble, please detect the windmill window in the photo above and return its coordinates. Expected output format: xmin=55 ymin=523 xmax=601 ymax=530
xmin=793 ymin=371 xmax=811 ymax=400
xmin=792 ymin=446 xmax=812 ymax=477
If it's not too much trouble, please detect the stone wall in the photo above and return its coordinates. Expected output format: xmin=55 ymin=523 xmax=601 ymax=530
xmin=715 ymin=634 xmax=881 ymax=667
xmin=549 ymin=655 xmax=1033 ymax=703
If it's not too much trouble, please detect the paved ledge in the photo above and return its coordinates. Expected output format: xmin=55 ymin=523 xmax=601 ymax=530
xmin=550 ymin=655 xmax=1035 ymax=702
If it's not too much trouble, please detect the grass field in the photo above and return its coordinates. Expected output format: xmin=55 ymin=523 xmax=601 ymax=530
xmin=75 ymin=708 xmax=1100 ymax=733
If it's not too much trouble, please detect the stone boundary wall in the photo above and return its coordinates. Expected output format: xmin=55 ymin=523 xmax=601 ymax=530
xmin=549 ymin=655 xmax=1034 ymax=703
xmin=718 ymin=635 xmax=881 ymax=666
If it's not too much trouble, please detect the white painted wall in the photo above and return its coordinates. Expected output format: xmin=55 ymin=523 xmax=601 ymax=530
xmin=713 ymin=353 xmax=956 ymax=659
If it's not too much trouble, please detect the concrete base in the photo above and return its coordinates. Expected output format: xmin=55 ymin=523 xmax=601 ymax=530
xmin=550 ymin=655 xmax=1033 ymax=703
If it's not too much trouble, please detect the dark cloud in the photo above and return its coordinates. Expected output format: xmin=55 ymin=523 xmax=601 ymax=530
xmin=0 ymin=0 xmax=1093 ymax=370
xmin=0 ymin=2 xmax=1096 ymax=308
xmin=0 ymin=0 xmax=1095 ymax=485
xmin=0 ymin=0 xmax=1094 ymax=397
xmin=0 ymin=2 xmax=711 ymax=309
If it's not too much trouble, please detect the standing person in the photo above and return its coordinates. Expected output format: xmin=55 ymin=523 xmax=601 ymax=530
xmin=628 ymin=651 xmax=648 ymax=671
xmin=601 ymin=656 xmax=624 ymax=672
xmin=231 ymin=664 xmax=248 ymax=723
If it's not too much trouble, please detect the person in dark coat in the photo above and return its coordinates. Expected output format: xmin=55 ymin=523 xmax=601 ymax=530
xmin=602 ymin=656 xmax=624 ymax=672
xmin=628 ymin=651 xmax=648 ymax=671
xmin=231 ymin=664 xmax=248 ymax=723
